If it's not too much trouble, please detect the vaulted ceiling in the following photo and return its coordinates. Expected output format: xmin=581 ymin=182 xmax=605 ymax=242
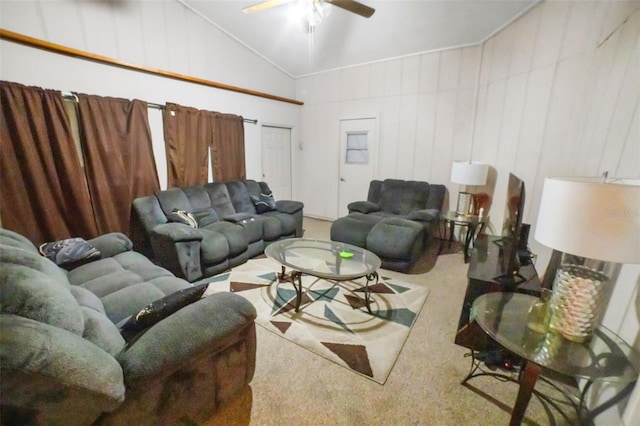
xmin=184 ymin=0 xmax=540 ymax=77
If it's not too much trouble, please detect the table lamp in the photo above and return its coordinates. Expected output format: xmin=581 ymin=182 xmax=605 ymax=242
xmin=450 ymin=161 xmax=489 ymax=215
xmin=534 ymin=176 xmax=640 ymax=342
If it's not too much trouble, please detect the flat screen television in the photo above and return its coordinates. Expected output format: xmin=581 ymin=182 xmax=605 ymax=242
xmin=494 ymin=173 xmax=527 ymax=285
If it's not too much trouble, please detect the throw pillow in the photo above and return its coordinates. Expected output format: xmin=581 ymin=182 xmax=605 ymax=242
xmin=167 ymin=208 xmax=199 ymax=228
xmin=251 ymin=192 xmax=277 ymax=214
xmin=119 ymin=283 xmax=209 ymax=343
xmin=39 ymin=237 xmax=101 ymax=268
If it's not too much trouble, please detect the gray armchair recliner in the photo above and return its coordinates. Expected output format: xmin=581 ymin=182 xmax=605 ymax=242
xmin=0 ymin=228 xmax=257 ymax=425
xmin=331 ymin=179 xmax=446 ymax=272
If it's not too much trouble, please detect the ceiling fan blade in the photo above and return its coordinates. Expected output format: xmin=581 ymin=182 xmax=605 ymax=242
xmin=242 ymin=0 xmax=294 ymax=14
xmin=325 ymin=0 xmax=375 ymax=18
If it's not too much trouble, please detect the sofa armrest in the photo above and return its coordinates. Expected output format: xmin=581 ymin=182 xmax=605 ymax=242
xmin=275 ymin=200 xmax=304 ymax=215
xmin=88 ymin=232 xmax=133 ymax=258
xmin=406 ymin=208 xmax=440 ymax=223
xmin=0 ymin=315 xmax=125 ymax=406
xmin=118 ymin=292 xmax=257 ymax=383
xmin=223 ymin=212 xmax=256 ymax=223
xmin=150 ymin=224 xmax=204 ymax=282
xmin=152 ymin=223 xmax=203 ymax=242
xmin=348 ymin=201 xmax=380 ymax=214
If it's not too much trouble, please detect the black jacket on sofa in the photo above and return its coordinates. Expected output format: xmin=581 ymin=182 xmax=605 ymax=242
xmin=133 ymin=180 xmax=304 ymax=282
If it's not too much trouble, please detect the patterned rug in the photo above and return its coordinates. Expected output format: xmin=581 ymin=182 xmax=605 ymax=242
xmin=202 ymin=257 xmax=429 ymax=384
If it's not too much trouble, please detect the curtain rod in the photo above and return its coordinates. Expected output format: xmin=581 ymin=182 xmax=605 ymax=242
xmin=146 ymin=102 xmax=258 ymax=125
xmin=61 ymin=94 xmax=257 ymax=125
xmin=1 ymin=29 xmax=303 ymax=106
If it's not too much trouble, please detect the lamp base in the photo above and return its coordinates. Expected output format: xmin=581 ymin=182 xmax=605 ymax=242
xmin=456 ymin=192 xmax=473 ymax=215
xmin=548 ymin=263 xmax=609 ymax=343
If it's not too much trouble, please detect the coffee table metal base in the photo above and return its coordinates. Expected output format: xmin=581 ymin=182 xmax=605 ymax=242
xmin=277 ymin=265 xmax=379 ymax=313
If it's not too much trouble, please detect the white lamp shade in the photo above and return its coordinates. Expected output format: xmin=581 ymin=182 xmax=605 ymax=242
xmin=534 ymin=177 xmax=640 ymax=264
xmin=450 ymin=161 xmax=489 ymax=186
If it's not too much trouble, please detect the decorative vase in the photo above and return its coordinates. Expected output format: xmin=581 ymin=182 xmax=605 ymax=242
xmin=526 ymin=288 xmax=552 ymax=334
xmin=547 ymin=255 xmax=612 ymax=343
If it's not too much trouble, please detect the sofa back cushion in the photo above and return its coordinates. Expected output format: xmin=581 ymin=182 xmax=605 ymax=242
xmin=181 ymin=186 xmax=219 ymax=227
xmin=157 ymin=188 xmax=192 ymax=217
xmin=0 ymin=245 xmax=85 ymax=336
xmin=204 ymin=182 xmax=236 ymax=218
xmin=226 ymin=181 xmax=257 ymax=215
xmin=426 ymin=184 xmax=446 ymax=210
xmin=378 ymin=179 xmax=430 ymax=215
xmin=367 ymin=180 xmax=383 ymax=204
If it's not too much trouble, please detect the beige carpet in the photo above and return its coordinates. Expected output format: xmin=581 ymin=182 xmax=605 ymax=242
xmin=204 ymin=217 xmax=571 ymax=426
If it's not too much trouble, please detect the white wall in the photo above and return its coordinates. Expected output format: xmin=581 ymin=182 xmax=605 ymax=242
xmin=294 ymin=46 xmax=481 ymax=218
xmin=294 ymin=1 xmax=640 ymax=423
xmin=0 ymin=0 xmax=301 ymax=188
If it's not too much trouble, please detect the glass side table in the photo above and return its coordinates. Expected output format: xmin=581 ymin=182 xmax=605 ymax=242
xmin=439 ymin=211 xmax=487 ymax=262
xmin=467 ymin=292 xmax=640 ymax=426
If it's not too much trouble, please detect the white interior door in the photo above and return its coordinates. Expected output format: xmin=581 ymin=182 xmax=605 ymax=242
xmin=261 ymin=126 xmax=292 ymax=200
xmin=338 ymin=118 xmax=378 ymax=217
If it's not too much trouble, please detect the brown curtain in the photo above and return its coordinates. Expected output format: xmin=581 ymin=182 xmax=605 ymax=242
xmin=211 ymin=112 xmax=246 ymax=181
xmin=163 ymin=103 xmax=211 ymax=187
xmin=0 ymin=81 xmax=98 ymax=244
xmin=77 ymin=95 xmax=160 ymax=235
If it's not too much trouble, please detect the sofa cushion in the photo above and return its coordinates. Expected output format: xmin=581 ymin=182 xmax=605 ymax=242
xmin=262 ymin=211 xmax=297 ymax=236
xmin=0 ymin=261 xmax=84 ymax=336
xmin=366 ymin=217 xmax=424 ymax=260
xmin=0 ymin=228 xmax=39 ymax=253
xmin=198 ymin=228 xmax=231 ymax=265
xmin=192 ymin=208 xmax=219 ymax=227
xmin=0 ymin=244 xmax=71 ymax=286
xmin=204 ymin=182 xmax=236 ymax=218
xmin=201 ymin=222 xmax=248 ymax=257
xmin=71 ymin=285 xmax=106 ymax=315
xmin=81 ymin=307 xmax=126 ymax=355
xmin=157 ymin=188 xmax=192 ymax=218
xmin=330 ymin=213 xmax=382 ymax=248
xmin=378 ymin=179 xmax=430 ymax=215
xmin=251 ymin=215 xmax=282 ymax=241
xmin=226 ymin=181 xmax=257 ymax=214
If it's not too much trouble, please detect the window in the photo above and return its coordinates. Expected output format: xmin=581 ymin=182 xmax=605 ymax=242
xmin=345 ymin=131 xmax=369 ymax=164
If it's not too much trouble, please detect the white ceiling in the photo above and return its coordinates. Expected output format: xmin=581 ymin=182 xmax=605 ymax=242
xmin=184 ymin=0 xmax=540 ymax=77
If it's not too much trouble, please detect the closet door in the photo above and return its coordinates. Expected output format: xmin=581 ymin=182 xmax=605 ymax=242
xmin=261 ymin=125 xmax=292 ymax=200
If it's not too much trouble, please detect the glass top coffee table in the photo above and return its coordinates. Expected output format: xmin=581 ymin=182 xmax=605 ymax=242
xmin=469 ymin=292 xmax=640 ymax=425
xmin=264 ymin=238 xmax=381 ymax=312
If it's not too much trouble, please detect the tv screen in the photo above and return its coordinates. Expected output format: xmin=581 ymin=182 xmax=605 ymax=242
xmin=495 ymin=173 xmax=526 ymax=284
xmin=502 ymin=173 xmax=526 ymax=243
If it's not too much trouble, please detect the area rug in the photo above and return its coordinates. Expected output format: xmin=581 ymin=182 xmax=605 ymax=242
xmin=202 ymin=257 xmax=429 ymax=384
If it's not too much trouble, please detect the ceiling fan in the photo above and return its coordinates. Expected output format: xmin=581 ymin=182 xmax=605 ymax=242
xmin=243 ymin=0 xmax=375 ymax=20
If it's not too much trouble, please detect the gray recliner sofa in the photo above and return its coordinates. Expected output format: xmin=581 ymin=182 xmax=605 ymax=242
xmin=0 ymin=228 xmax=257 ymax=425
xmin=331 ymin=179 xmax=446 ymax=272
xmin=133 ymin=180 xmax=304 ymax=282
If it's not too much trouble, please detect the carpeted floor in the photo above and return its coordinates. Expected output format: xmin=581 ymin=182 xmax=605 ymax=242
xmin=204 ymin=217 xmax=572 ymax=425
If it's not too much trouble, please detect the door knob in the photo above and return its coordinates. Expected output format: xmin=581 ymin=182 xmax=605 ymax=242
xmin=340 ymin=178 xmax=345 ymax=182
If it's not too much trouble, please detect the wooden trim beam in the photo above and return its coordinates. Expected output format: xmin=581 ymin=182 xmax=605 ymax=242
xmin=0 ymin=29 xmax=304 ymax=106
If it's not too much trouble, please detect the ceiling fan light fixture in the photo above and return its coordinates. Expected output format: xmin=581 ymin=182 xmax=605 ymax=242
xmin=296 ymin=0 xmax=328 ymax=27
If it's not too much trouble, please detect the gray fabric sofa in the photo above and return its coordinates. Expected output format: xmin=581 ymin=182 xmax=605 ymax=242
xmin=133 ymin=180 xmax=304 ymax=282
xmin=0 ymin=228 xmax=257 ymax=426
xmin=331 ymin=179 xmax=446 ymax=272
